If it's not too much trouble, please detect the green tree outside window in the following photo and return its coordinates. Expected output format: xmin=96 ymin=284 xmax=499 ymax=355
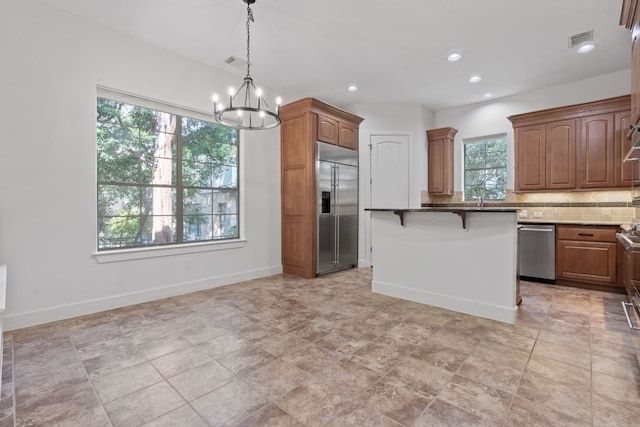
xmin=464 ymin=135 xmax=507 ymax=201
xmin=97 ymin=97 xmax=239 ymax=250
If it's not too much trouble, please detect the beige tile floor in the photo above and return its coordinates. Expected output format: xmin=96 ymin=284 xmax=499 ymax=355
xmin=2 ymin=268 xmax=640 ymax=426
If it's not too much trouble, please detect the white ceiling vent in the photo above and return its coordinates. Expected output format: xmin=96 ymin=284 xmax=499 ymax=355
xmin=224 ymin=56 xmax=247 ymax=70
xmin=568 ymin=30 xmax=593 ymax=48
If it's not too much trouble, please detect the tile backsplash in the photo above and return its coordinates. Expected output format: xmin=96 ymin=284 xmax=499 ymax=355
xmin=421 ymin=190 xmax=634 ymax=225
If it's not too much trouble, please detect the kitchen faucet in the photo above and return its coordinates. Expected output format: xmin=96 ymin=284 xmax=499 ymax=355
xmin=477 ymin=196 xmax=484 ymax=208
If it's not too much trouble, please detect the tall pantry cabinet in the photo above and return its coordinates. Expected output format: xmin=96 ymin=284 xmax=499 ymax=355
xmin=279 ymin=98 xmax=364 ymax=278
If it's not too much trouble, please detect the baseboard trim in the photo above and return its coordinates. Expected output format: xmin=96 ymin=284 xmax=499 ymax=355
xmin=3 ymin=265 xmax=282 ymax=331
xmin=357 ymin=259 xmax=372 ymax=268
xmin=372 ymin=279 xmax=517 ymax=324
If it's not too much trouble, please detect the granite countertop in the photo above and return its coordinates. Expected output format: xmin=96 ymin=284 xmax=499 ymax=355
xmin=367 ymin=209 xmax=630 ymax=228
xmin=366 ymin=208 xmax=518 ymax=229
xmin=518 ymin=219 xmax=629 ymax=227
xmin=366 ymin=207 xmax=518 ymax=213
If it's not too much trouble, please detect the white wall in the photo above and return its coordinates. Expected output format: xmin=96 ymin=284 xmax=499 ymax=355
xmin=347 ymin=103 xmax=435 ymax=267
xmin=435 ymin=69 xmax=632 ymax=193
xmin=0 ymin=1 xmax=282 ymax=329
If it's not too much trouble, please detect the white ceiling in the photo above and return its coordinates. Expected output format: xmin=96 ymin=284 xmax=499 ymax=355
xmin=40 ymin=0 xmax=632 ymax=111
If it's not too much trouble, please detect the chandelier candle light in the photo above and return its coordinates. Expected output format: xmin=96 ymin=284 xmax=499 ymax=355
xmin=213 ymin=0 xmax=281 ymax=130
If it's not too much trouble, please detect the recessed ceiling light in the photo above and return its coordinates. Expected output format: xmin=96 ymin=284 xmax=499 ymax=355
xmin=347 ymin=85 xmax=358 ymax=92
xmin=577 ymin=42 xmax=596 ymax=53
xmin=482 ymin=92 xmax=493 ymax=99
xmin=469 ymin=75 xmax=482 ymax=83
xmin=447 ymin=51 xmax=462 ymax=62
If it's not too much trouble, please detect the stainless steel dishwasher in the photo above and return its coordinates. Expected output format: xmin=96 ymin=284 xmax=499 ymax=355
xmin=518 ymin=224 xmax=556 ymax=283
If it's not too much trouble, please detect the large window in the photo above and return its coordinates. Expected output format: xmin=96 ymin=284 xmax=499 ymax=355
xmin=464 ymin=134 xmax=507 ymax=200
xmin=96 ymin=95 xmax=239 ymax=251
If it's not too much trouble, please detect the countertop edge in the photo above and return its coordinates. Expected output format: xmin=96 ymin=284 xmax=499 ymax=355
xmin=518 ymin=220 xmax=628 ymax=227
xmin=366 ymin=208 xmax=518 ymax=213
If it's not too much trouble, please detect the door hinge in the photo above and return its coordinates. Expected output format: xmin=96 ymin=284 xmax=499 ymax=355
xmin=369 ymin=143 xmax=373 ymax=150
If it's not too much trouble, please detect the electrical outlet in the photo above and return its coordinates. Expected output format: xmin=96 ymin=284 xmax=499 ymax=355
xmin=533 ymin=212 xmax=543 ymax=218
xmin=184 ymin=259 xmax=191 ymax=269
xmin=519 ymin=210 xmax=528 ymax=218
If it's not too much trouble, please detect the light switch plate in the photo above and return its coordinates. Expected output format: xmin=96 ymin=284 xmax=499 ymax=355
xmin=519 ymin=210 xmax=528 ymax=218
xmin=533 ymin=212 xmax=543 ymax=218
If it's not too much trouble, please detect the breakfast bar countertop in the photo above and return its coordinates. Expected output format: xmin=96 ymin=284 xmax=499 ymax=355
xmin=366 ymin=207 xmax=518 ymax=213
xmin=365 ymin=207 xmax=517 ymax=229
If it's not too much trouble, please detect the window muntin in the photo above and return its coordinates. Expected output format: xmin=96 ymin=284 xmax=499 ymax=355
xmin=97 ymin=97 xmax=239 ymax=250
xmin=464 ymin=134 xmax=507 ymax=201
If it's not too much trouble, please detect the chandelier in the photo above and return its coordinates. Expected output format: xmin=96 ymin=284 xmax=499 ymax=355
xmin=213 ymin=0 xmax=281 ymax=130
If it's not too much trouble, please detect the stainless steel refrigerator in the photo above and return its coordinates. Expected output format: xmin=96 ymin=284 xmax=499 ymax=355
xmin=317 ymin=142 xmax=358 ymax=275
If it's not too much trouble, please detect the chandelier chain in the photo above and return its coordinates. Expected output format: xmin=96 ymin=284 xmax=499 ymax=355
xmin=246 ymin=3 xmax=253 ymax=79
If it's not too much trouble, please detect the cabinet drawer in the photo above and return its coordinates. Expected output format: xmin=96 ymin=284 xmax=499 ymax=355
xmin=556 ymin=226 xmax=618 ymax=242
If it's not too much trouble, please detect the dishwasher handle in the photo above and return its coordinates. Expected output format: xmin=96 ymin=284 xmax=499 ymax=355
xmin=519 ymin=227 xmax=555 ymax=232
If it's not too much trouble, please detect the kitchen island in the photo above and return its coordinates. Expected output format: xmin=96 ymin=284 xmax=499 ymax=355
xmin=367 ymin=208 xmax=519 ymax=324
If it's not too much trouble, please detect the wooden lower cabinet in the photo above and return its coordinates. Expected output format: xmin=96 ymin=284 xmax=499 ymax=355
xmin=556 ymin=225 xmax=623 ymax=290
xmin=557 ymin=240 xmax=617 ymax=284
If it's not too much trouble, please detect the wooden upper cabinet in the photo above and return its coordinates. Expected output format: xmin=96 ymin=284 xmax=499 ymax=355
xmin=579 ymin=113 xmax=615 ymax=188
xmin=338 ymin=122 xmax=357 ymax=150
xmin=620 ymin=0 xmax=640 ymax=143
xmin=615 ymin=111 xmax=634 ymax=187
xmin=515 ymin=120 xmax=578 ymax=191
xmin=317 ymin=112 xmax=359 ymax=150
xmin=546 ymin=120 xmax=576 ymax=189
xmin=509 ymin=95 xmax=630 ymax=192
xmin=427 ymin=127 xmax=457 ymax=195
xmin=515 ymin=125 xmax=545 ymax=191
xmin=633 ymin=36 xmax=640 ymax=130
xmin=620 ymin=0 xmax=640 ymax=30
xmin=317 ymin=114 xmax=339 ymax=145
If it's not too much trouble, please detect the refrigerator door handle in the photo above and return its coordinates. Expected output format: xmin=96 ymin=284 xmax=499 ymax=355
xmin=335 ymin=164 xmax=340 ymax=266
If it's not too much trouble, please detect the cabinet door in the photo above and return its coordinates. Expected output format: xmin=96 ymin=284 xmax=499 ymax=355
xmin=280 ymin=113 xmax=317 ymax=278
xmin=546 ymin=120 xmax=576 ymax=189
xmin=579 ymin=114 xmax=615 ymax=188
xmin=338 ymin=122 xmax=358 ymax=150
xmin=632 ymin=34 xmax=640 ymax=130
xmin=515 ymin=124 xmax=545 ymax=190
xmin=557 ymin=240 xmax=617 ymax=284
xmin=428 ymin=138 xmax=453 ymax=195
xmin=317 ymin=114 xmax=339 ymax=145
xmin=615 ymin=111 xmax=633 ymax=187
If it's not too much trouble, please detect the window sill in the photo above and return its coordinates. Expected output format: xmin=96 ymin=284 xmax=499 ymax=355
xmin=94 ymin=239 xmax=247 ymax=263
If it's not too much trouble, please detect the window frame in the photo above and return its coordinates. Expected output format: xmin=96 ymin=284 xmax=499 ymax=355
xmin=462 ymin=133 xmax=508 ymax=201
xmin=94 ymin=87 xmax=245 ymax=262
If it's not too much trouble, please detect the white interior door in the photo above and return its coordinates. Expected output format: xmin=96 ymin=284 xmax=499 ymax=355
xmin=368 ymin=134 xmax=410 ymax=265
xmin=370 ymin=135 xmax=410 ymax=208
